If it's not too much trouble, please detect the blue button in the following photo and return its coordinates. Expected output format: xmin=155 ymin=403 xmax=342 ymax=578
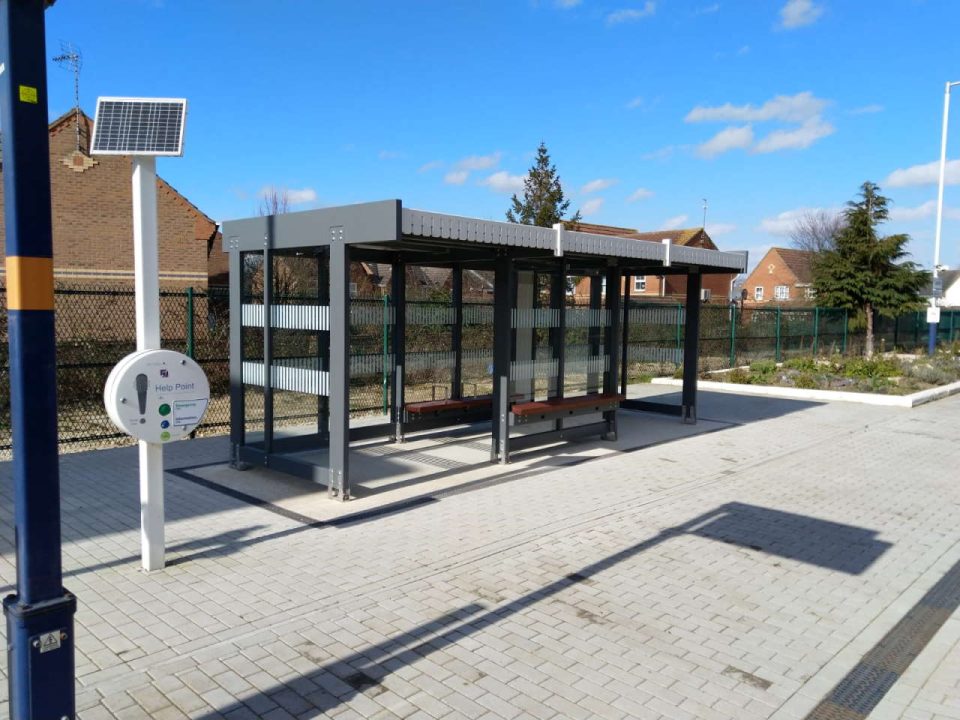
xmin=160 ymin=420 xmax=170 ymax=429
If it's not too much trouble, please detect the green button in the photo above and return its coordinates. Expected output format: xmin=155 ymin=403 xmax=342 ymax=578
xmin=158 ymin=404 xmax=171 ymax=416
xmin=160 ymin=431 xmax=171 ymax=441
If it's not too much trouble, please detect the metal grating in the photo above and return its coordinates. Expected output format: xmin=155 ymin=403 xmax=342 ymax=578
xmin=91 ymin=97 xmax=186 ymax=156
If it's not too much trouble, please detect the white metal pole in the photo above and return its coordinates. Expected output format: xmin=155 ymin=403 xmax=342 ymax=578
xmin=933 ymin=83 xmax=954 ymax=284
xmin=132 ymin=156 xmax=164 ymax=571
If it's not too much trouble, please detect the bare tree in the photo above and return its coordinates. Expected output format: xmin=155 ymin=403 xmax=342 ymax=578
xmin=258 ymin=188 xmax=291 ymax=217
xmin=789 ymin=210 xmax=845 ymax=254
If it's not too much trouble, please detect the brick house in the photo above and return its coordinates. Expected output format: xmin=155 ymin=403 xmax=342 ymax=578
xmin=571 ymin=223 xmax=736 ymax=303
xmin=0 ymin=109 xmax=223 ymax=289
xmin=742 ymin=247 xmax=817 ymax=306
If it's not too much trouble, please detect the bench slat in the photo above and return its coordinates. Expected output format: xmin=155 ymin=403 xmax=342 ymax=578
xmin=405 ymin=397 xmax=492 ymax=415
xmin=511 ymin=393 xmax=623 ymax=417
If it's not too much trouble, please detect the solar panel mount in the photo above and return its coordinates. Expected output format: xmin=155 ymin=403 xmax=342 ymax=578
xmin=91 ymin=97 xmax=187 ymax=157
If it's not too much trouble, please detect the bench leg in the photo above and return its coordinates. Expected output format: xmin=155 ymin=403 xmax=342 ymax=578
xmin=602 ymin=410 xmax=618 ymax=441
xmin=498 ymin=376 xmax=510 ymax=464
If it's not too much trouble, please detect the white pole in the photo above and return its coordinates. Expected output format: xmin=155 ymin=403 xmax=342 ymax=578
xmin=132 ymin=156 xmax=164 ymax=571
xmin=933 ymin=82 xmax=954 ymax=284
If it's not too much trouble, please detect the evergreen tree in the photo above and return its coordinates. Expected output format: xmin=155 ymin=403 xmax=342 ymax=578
xmin=812 ymin=182 xmax=929 ymax=357
xmin=506 ymin=142 xmax=581 ymax=227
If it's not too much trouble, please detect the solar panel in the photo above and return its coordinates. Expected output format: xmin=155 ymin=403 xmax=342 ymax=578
xmin=91 ymin=97 xmax=187 ymax=156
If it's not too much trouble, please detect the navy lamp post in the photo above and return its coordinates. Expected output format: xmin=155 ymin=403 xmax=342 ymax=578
xmin=1 ymin=1 xmax=77 ymax=718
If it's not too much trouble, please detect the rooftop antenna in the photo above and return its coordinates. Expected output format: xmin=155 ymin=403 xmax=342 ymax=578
xmin=53 ymin=41 xmax=83 ymax=152
xmin=702 ymin=198 xmax=708 ymax=229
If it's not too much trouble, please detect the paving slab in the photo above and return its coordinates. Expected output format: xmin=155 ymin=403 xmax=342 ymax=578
xmin=0 ymin=391 xmax=958 ymax=720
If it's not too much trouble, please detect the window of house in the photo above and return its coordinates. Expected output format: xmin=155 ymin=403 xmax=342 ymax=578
xmin=634 ymin=276 xmax=646 ymax=292
xmin=754 ymin=286 xmax=764 ymax=301
xmin=805 ymin=287 xmax=816 ymax=300
xmin=774 ymin=285 xmax=790 ymax=301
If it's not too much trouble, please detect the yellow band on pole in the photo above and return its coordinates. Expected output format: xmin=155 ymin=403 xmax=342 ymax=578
xmin=5 ymin=256 xmax=55 ymax=310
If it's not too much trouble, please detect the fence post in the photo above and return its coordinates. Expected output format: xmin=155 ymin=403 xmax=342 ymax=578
xmin=728 ymin=304 xmax=737 ymax=368
xmin=842 ymin=309 xmax=848 ymax=354
xmin=893 ymin=311 xmax=900 ymax=349
xmin=775 ymin=307 xmax=782 ymax=362
xmin=914 ymin=311 xmax=920 ymax=347
xmin=186 ymin=286 xmax=194 ymax=358
xmin=812 ymin=307 xmax=820 ymax=356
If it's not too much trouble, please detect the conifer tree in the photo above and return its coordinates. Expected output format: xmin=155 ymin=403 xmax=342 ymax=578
xmin=506 ymin=142 xmax=581 ymax=227
xmin=812 ymin=182 xmax=929 ymax=357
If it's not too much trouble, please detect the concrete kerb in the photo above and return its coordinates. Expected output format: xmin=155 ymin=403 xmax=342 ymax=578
xmin=651 ymin=377 xmax=960 ymax=408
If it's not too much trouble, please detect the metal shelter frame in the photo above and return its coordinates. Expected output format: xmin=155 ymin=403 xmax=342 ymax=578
xmin=223 ymin=200 xmax=747 ymax=500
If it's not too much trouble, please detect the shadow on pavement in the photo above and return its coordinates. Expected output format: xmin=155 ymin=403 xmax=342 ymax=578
xmin=189 ymin=501 xmax=892 ymax=719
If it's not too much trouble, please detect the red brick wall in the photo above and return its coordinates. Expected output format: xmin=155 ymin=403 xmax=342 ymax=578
xmin=742 ymin=249 xmax=810 ymax=305
xmin=0 ymin=113 xmax=217 ymax=289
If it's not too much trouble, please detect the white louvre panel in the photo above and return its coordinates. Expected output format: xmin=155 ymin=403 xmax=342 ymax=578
xmin=242 ymin=304 xmax=330 ymax=331
xmin=407 ymin=304 xmax=456 ymax=325
xmin=565 ymin=355 xmax=610 ymax=376
xmin=351 ymin=353 xmax=395 ymax=375
xmin=407 ymin=350 xmax=457 ymax=371
xmin=627 ymin=345 xmax=683 ymax=363
xmin=565 ymin=308 xmax=611 ymax=328
xmin=272 ymin=362 xmax=329 ymax=396
xmin=511 ymin=308 xmax=561 ymax=329
xmin=463 ymin=304 xmax=494 ymax=325
xmin=242 ymin=361 xmax=266 ymax=387
xmin=242 ymin=360 xmax=329 ymax=395
xmin=510 ymin=358 xmax=559 ymax=381
xmin=351 ymin=304 xmax=396 ymax=325
xmin=462 ymin=348 xmax=493 ymax=364
xmin=629 ymin=306 xmax=683 ymax=326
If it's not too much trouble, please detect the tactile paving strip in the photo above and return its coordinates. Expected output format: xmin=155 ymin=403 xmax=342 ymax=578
xmin=804 ymin=556 xmax=960 ymax=720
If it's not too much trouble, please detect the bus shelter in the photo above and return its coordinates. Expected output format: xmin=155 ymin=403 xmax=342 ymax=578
xmin=223 ymin=200 xmax=746 ymax=500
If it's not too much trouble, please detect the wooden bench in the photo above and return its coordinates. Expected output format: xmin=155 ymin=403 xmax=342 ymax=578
xmin=395 ymin=396 xmax=493 ymax=441
xmin=494 ymin=392 xmax=623 ymax=464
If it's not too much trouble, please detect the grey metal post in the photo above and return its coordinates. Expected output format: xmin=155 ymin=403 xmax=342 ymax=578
xmin=603 ymin=264 xmax=621 ymax=440
xmin=317 ymin=250 xmax=330 ymax=442
xmin=681 ymin=272 xmax=702 ymax=424
xmin=587 ymin=274 xmax=603 ymax=394
xmin=262 ymin=230 xmax=274 ymax=455
xmin=328 ymin=233 xmax=350 ymax=499
xmin=451 ymin=264 xmax=463 ymax=400
xmin=392 ymin=258 xmax=406 ymax=441
xmin=492 ymin=252 xmax=512 ymax=463
xmin=620 ymin=273 xmax=631 ymax=396
xmin=228 ymin=248 xmax=245 ymax=466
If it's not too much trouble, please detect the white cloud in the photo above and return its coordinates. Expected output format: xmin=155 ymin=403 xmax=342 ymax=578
xmin=757 ymin=207 xmax=842 ymax=236
xmin=695 ymin=3 xmax=720 ymax=14
xmin=888 ymin=200 xmax=960 ymax=222
xmin=848 ymin=104 xmax=884 ymax=115
xmin=737 ymin=45 xmax=750 ymax=55
xmin=444 ymin=170 xmax=469 ymax=185
xmin=779 ymin=0 xmax=823 ymax=29
xmin=581 ymin=198 xmax=605 ymax=216
xmin=378 ymin=150 xmax=402 ymax=160
xmin=455 ymin=152 xmax=502 ymax=171
xmin=696 ymin=125 xmax=754 ymax=158
xmin=642 ymin=145 xmax=676 ymax=161
xmin=885 ymin=159 xmax=960 ymax=188
xmin=626 ymin=96 xmax=644 ymax=109
xmin=707 ymin=222 xmax=737 ymax=236
xmin=418 ymin=160 xmax=443 ymax=173
xmin=606 ymin=2 xmax=655 ymax=25
xmin=752 ymin=116 xmax=835 ymax=153
xmin=581 ymin=178 xmax=618 ymax=194
xmin=626 ymin=187 xmax=654 ymax=202
xmin=480 ymin=171 xmax=526 ymax=194
xmin=258 ymin=186 xmax=317 ymax=206
xmin=685 ymin=91 xmax=828 ymax=124
xmin=662 ymin=214 xmax=689 ymax=230
xmin=556 ymin=0 xmax=581 ymax=7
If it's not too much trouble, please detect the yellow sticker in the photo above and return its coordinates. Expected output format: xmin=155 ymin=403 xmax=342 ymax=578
xmin=18 ymin=85 xmax=38 ymax=104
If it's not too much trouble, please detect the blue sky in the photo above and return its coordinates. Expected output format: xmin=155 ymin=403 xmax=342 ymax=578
xmin=41 ymin=0 xmax=960 ymax=272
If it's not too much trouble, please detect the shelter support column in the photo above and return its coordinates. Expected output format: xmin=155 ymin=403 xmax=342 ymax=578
xmin=328 ymin=237 xmax=350 ymax=499
xmin=492 ymin=252 xmax=513 ymax=463
xmin=620 ymin=272 xmax=631 ymax=395
xmin=451 ymin=264 xmax=463 ymax=400
xmin=603 ymin=263 xmax=621 ymax=440
xmin=391 ymin=257 xmax=406 ymax=441
xmin=228 ymin=248 xmax=246 ymax=467
xmin=682 ymin=272 xmax=701 ymax=424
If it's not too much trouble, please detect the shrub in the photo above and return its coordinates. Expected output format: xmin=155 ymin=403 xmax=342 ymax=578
xmin=794 ymin=373 xmax=817 ymax=389
xmin=784 ymin=356 xmax=817 ymax=372
xmin=842 ymin=357 xmax=901 ymax=379
xmin=726 ymin=368 xmax=752 ymax=384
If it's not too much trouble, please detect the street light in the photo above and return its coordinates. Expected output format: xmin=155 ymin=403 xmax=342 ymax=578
xmin=929 ymin=80 xmax=960 ymax=355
